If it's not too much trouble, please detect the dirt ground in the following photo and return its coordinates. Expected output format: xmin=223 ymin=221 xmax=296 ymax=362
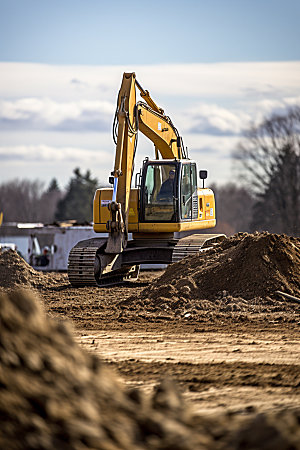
xmin=34 ymin=269 xmax=299 ymax=418
xmin=1 ymin=232 xmax=300 ymax=448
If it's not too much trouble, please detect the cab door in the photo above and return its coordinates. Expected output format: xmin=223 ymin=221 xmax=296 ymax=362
xmin=180 ymin=163 xmax=198 ymax=220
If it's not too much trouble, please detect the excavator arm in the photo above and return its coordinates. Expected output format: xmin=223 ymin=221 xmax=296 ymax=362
xmin=106 ymin=72 xmax=185 ymax=254
xmin=106 ymin=73 xmax=137 ymax=253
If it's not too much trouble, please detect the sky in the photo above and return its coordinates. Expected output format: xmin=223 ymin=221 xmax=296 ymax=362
xmin=0 ymin=0 xmax=300 ymax=189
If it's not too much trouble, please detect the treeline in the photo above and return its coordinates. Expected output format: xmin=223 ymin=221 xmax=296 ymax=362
xmin=0 ymin=107 xmax=299 ymax=236
xmin=0 ymin=168 xmax=100 ymax=224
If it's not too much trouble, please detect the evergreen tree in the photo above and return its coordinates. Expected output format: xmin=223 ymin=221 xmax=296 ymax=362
xmin=47 ymin=178 xmax=60 ymax=193
xmin=40 ymin=178 xmax=62 ymax=224
xmin=55 ymin=168 xmax=99 ymax=223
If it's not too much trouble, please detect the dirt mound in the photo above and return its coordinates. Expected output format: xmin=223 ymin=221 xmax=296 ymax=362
xmin=118 ymin=233 xmax=300 ymax=323
xmin=140 ymin=232 xmax=300 ymax=301
xmin=0 ymin=289 xmax=208 ymax=449
xmin=0 ymin=250 xmax=63 ymax=289
xmin=1 ymin=289 xmax=300 ymax=449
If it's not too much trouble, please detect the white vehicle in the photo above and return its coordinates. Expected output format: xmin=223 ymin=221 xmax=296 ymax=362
xmin=27 ymin=226 xmax=101 ymax=271
xmin=0 ymin=223 xmax=99 ymax=270
xmin=0 ymin=223 xmax=167 ymax=271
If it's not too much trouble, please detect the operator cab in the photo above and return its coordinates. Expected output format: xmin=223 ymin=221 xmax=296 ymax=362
xmin=140 ymin=159 xmax=199 ymax=223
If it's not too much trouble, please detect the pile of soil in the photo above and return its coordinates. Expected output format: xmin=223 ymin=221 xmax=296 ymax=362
xmin=0 ymin=250 xmax=63 ymax=290
xmin=1 ymin=289 xmax=300 ymax=450
xmin=0 ymin=289 xmax=203 ymax=449
xmin=145 ymin=232 xmax=300 ymax=301
xmin=120 ymin=232 xmax=300 ymax=322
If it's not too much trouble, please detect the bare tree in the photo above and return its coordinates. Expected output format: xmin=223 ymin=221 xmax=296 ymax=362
xmin=211 ymin=182 xmax=255 ymax=235
xmin=0 ymin=179 xmax=44 ymax=222
xmin=0 ymin=178 xmax=61 ymax=223
xmin=234 ymin=107 xmax=300 ymax=235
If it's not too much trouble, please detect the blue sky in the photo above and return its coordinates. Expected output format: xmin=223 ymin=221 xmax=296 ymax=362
xmin=1 ymin=0 xmax=300 ymax=64
xmin=0 ymin=0 xmax=299 ymax=189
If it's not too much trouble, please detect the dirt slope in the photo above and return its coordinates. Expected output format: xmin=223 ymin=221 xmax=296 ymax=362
xmin=0 ymin=249 xmax=65 ymax=289
xmin=1 ymin=289 xmax=300 ymax=450
xmin=139 ymin=232 xmax=300 ymax=301
xmin=117 ymin=232 xmax=300 ymax=323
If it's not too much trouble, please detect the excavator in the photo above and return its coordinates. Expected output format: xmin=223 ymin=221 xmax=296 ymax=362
xmin=68 ymin=72 xmax=225 ymax=286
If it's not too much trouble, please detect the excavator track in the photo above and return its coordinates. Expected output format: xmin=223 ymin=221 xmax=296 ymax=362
xmin=68 ymin=234 xmax=225 ymax=288
xmin=68 ymin=238 xmax=140 ymax=287
xmin=172 ymin=233 xmax=226 ymax=263
xmin=68 ymin=245 xmax=99 ymax=287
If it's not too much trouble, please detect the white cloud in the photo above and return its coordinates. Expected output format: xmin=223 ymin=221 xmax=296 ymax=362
xmin=0 ymin=144 xmax=110 ymax=162
xmin=178 ymin=104 xmax=251 ymax=136
xmin=0 ymin=96 xmax=251 ymax=136
xmin=284 ymin=95 xmax=300 ymax=106
xmin=1 ymin=61 xmax=300 ymax=101
xmin=0 ymin=61 xmax=299 ymax=186
xmin=0 ymin=98 xmax=114 ymax=131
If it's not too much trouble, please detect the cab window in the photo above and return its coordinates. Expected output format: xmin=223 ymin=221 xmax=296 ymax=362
xmin=143 ymin=164 xmax=177 ymax=222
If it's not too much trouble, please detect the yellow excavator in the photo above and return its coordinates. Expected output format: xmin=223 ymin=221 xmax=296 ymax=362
xmin=68 ymin=73 xmax=225 ymax=286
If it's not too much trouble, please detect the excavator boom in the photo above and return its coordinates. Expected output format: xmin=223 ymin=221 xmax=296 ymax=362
xmin=107 ymin=72 xmax=184 ymax=253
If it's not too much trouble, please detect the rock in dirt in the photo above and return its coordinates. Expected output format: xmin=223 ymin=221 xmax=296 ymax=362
xmin=1 ymin=289 xmax=300 ymax=449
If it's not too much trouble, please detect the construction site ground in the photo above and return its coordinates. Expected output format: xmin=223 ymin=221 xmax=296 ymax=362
xmin=40 ymin=270 xmax=300 ymax=417
xmin=1 ymin=231 xmax=300 ymax=448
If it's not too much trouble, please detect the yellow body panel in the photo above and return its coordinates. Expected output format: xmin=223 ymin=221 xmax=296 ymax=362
xmin=94 ymin=188 xmax=139 ymax=233
xmin=197 ymin=188 xmax=215 ymax=221
xmin=93 ymin=186 xmax=216 ymax=233
xmin=137 ymin=220 xmax=216 ymax=233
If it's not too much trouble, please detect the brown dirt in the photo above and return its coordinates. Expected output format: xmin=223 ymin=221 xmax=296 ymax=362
xmin=1 ymin=289 xmax=300 ymax=450
xmin=115 ymin=232 xmax=300 ymax=326
xmin=0 ymin=232 xmax=300 ymax=449
xmin=0 ymin=289 xmax=209 ymax=449
xmin=0 ymin=249 xmax=65 ymax=289
xmin=126 ymin=231 xmax=300 ymax=306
